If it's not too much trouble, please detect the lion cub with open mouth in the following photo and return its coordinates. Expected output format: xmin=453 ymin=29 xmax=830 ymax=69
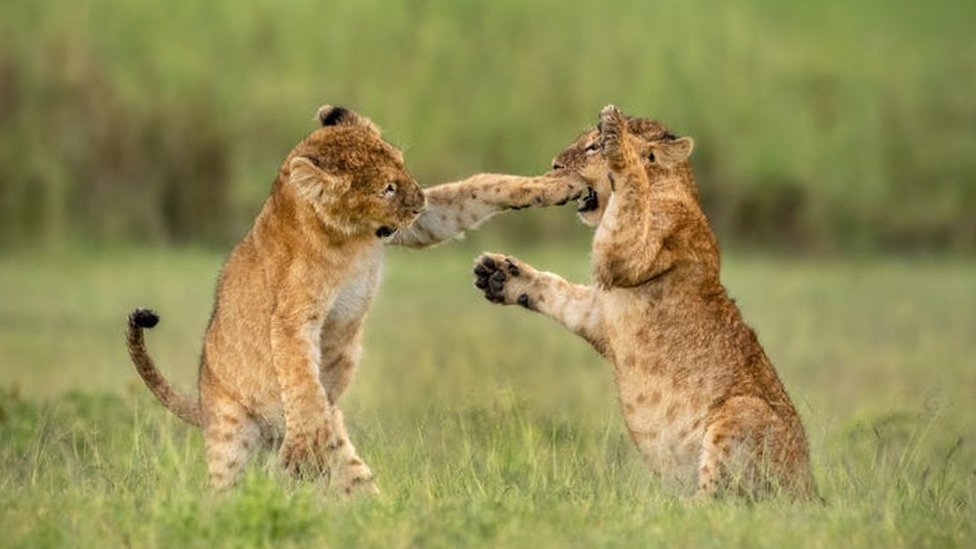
xmin=127 ymin=105 xmax=585 ymax=494
xmin=474 ymin=105 xmax=818 ymax=500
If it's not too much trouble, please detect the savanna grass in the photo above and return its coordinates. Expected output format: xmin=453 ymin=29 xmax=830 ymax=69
xmin=1 ymin=246 xmax=973 ymax=546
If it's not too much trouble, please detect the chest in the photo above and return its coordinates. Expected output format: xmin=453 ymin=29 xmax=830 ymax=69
xmin=327 ymin=246 xmax=385 ymax=323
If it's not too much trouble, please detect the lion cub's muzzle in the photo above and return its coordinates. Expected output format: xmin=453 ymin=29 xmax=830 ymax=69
xmin=577 ymin=186 xmax=599 ymax=212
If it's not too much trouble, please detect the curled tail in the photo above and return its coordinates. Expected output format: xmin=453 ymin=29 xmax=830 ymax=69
xmin=126 ymin=308 xmax=203 ymax=426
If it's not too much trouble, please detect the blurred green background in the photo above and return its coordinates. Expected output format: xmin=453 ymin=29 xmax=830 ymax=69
xmin=1 ymin=0 xmax=974 ymax=252
xmin=2 ymin=1 xmax=975 ymax=546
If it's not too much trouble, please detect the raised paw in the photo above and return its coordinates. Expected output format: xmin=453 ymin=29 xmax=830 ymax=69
xmin=598 ymin=104 xmax=629 ymax=168
xmin=598 ymin=104 xmax=625 ymax=138
xmin=508 ymin=173 xmax=588 ymax=210
xmin=538 ymin=173 xmax=588 ymax=207
xmin=473 ymin=253 xmax=535 ymax=308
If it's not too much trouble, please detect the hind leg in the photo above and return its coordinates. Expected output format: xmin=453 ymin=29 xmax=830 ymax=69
xmin=203 ymin=394 xmax=261 ymax=492
xmin=696 ymin=396 xmax=783 ymax=499
xmin=696 ymin=421 xmax=739 ymax=498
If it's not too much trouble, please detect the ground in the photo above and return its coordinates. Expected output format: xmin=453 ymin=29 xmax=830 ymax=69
xmin=0 ymin=245 xmax=973 ymax=547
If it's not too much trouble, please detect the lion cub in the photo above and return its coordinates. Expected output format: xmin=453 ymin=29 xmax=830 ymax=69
xmin=127 ymin=105 xmax=585 ymax=494
xmin=473 ymin=106 xmax=817 ymax=499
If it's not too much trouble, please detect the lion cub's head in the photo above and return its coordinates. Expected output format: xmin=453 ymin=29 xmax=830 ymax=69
xmin=283 ymin=105 xmax=426 ymax=239
xmin=549 ymin=114 xmax=694 ymax=227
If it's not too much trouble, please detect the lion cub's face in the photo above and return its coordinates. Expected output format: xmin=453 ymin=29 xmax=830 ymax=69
xmin=549 ymin=117 xmax=693 ymax=227
xmin=286 ymin=106 xmax=426 ymax=238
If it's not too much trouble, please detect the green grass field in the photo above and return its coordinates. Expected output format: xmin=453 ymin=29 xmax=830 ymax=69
xmin=2 ymin=0 xmax=973 ymax=545
xmin=1 ymin=244 xmax=973 ymax=547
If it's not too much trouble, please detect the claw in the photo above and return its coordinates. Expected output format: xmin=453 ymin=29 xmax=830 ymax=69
xmin=600 ymin=104 xmax=620 ymax=118
xmin=598 ymin=104 xmax=624 ymax=138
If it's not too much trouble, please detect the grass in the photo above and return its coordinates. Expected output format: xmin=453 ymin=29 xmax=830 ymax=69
xmin=0 ymin=243 xmax=974 ymax=547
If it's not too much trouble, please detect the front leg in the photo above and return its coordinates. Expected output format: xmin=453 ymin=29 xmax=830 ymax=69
xmin=473 ymin=252 xmax=609 ymax=355
xmin=592 ymin=105 xmax=676 ymax=288
xmin=269 ymin=272 xmax=344 ymax=480
xmin=319 ymin=319 xmax=365 ymax=403
xmin=317 ymin=323 xmax=380 ymax=495
xmin=327 ymin=407 xmax=380 ymax=496
xmin=272 ymin=310 xmax=339 ymax=479
xmin=389 ymin=173 xmax=586 ymax=248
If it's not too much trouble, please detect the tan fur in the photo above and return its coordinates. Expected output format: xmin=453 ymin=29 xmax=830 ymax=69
xmin=126 ymin=105 xmax=586 ymax=493
xmin=474 ymin=105 xmax=818 ymax=500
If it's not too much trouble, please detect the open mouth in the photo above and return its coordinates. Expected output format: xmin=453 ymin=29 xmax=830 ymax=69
xmin=375 ymin=226 xmax=397 ymax=238
xmin=577 ymin=187 xmax=599 ymax=213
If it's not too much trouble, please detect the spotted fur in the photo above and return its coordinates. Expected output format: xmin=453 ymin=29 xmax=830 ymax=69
xmin=126 ymin=105 xmax=586 ymax=494
xmin=473 ymin=105 xmax=818 ymax=500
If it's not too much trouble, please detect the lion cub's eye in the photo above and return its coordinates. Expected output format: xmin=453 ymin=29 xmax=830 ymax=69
xmin=585 ymin=142 xmax=600 ymax=154
xmin=382 ymin=183 xmax=397 ymax=198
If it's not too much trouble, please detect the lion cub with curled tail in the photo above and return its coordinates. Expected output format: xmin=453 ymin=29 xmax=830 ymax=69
xmin=473 ymin=105 xmax=818 ymax=500
xmin=127 ymin=105 xmax=585 ymax=494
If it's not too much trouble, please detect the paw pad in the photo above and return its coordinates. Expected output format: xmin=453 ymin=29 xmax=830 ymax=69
xmin=473 ymin=255 xmax=521 ymax=304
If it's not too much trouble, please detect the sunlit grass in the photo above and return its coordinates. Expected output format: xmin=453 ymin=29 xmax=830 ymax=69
xmin=0 ymin=246 xmax=973 ymax=546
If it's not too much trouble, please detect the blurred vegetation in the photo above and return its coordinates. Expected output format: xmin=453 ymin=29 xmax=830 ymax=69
xmin=1 ymin=0 xmax=974 ymax=251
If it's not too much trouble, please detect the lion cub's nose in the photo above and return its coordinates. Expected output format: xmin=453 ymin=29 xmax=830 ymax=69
xmin=551 ymin=160 xmax=566 ymax=171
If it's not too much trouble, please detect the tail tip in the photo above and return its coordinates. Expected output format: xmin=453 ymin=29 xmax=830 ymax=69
xmin=130 ymin=308 xmax=160 ymax=329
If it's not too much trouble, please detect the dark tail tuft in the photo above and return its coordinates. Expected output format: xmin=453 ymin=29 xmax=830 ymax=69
xmin=126 ymin=307 xmax=201 ymax=426
xmin=130 ymin=308 xmax=160 ymax=329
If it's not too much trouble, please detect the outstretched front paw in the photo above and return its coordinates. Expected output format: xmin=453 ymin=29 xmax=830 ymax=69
xmin=598 ymin=104 xmax=629 ymax=169
xmin=473 ymin=253 xmax=535 ymax=309
xmin=508 ymin=173 xmax=587 ymax=210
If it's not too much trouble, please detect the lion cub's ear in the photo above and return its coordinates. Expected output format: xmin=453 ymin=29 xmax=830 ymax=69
xmin=316 ymin=105 xmax=381 ymax=135
xmin=654 ymin=136 xmax=695 ymax=168
xmin=289 ymin=156 xmax=351 ymax=197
